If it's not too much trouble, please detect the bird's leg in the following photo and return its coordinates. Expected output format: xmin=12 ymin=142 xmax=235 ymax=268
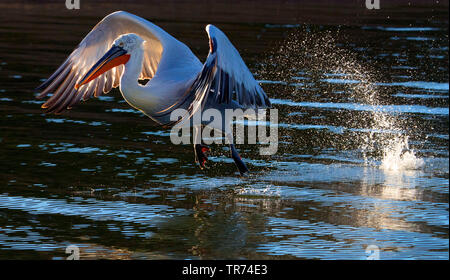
xmin=194 ymin=143 xmax=210 ymax=169
xmin=225 ymin=132 xmax=249 ymax=175
xmin=193 ymin=125 xmax=210 ymax=169
xmin=229 ymin=143 xmax=249 ymax=175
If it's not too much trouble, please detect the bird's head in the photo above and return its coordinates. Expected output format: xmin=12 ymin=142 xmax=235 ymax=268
xmin=113 ymin=33 xmax=145 ymax=53
xmin=75 ymin=33 xmax=145 ymax=89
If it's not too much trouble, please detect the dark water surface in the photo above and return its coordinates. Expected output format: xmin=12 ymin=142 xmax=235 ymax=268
xmin=0 ymin=2 xmax=448 ymax=259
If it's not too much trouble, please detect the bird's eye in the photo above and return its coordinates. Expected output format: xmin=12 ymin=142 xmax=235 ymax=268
xmin=119 ymin=42 xmax=124 ymax=47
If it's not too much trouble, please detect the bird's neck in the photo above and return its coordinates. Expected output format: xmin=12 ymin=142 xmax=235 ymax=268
xmin=119 ymin=48 xmax=159 ymax=112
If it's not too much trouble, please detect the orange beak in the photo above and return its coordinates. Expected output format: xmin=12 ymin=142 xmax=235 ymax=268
xmin=75 ymin=45 xmax=130 ymax=90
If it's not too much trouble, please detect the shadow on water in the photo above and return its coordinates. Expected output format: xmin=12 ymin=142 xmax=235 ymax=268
xmin=0 ymin=1 xmax=448 ymax=259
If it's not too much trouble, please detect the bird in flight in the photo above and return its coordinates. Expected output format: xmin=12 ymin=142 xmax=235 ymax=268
xmin=36 ymin=11 xmax=271 ymax=175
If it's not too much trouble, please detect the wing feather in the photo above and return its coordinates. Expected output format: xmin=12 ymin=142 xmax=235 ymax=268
xmin=93 ymin=76 xmax=105 ymax=99
xmin=36 ymin=11 xmax=170 ymax=113
xmin=173 ymin=24 xmax=271 ymax=125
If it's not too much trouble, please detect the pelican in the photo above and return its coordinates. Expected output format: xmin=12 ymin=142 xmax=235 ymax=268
xmin=36 ymin=11 xmax=271 ymax=175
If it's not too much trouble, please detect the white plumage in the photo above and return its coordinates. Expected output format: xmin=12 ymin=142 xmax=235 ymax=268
xmin=36 ymin=11 xmax=271 ymax=175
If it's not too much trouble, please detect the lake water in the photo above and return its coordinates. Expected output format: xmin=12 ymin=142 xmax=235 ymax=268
xmin=0 ymin=2 xmax=448 ymax=260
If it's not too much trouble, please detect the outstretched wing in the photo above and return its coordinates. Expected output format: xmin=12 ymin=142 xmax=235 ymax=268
xmin=36 ymin=11 xmax=180 ymax=114
xmin=172 ymin=24 xmax=271 ymax=124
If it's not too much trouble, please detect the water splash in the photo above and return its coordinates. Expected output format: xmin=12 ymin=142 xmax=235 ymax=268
xmin=259 ymin=26 xmax=426 ymax=172
xmin=380 ymin=136 xmax=424 ymax=172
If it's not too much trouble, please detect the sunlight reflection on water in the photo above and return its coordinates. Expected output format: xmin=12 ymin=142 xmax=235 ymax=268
xmin=0 ymin=5 xmax=448 ymax=259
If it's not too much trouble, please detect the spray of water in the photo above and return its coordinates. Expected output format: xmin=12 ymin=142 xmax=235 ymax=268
xmin=258 ymin=26 xmax=424 ymax=172
xmin=380 ymin=136 xmax=424 ymax=172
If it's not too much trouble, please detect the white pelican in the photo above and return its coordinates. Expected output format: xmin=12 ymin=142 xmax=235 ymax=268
xmin=36 ymin=11 xmax=271 ymax=175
